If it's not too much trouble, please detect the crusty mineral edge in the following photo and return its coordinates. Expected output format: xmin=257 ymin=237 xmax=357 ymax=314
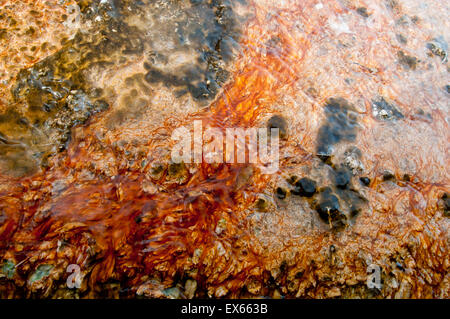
xmin=0 ymin=0 xmax=449 ymax=298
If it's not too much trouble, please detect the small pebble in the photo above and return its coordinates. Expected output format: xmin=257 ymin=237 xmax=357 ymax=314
xmin=356 ymin=7 xmax=369 ymax=18
xmin=359 ymin=177 xmax=371 ymax=186
xmin=316 ymin=191 xmax=341 ymax=222
xmin=383 ymin=171 xmax=395 ymax=181
xmin=292 ymin=177 xmax=317 ymax=197
xmin=335 ymin=169 xmax=350 ymax=189
xmin=255 ymin=197 xmax=269 ymax=212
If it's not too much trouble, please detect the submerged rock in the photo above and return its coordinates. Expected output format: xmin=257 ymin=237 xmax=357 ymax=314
xmin=427 ymin=37 xmax=448 ymax=62
xmin=0 ymin=0 xmax=246 ymax=176
xmin=397 ymin=51 xmax=419 ymax=70
xmin=267 ymin=114 xmax=288 ymax=139
xmin=316 ymin=98 xmax=359 ymax=160
xmin=275 ymin=186 xmax=288 ymax=200
xmin=292 ymin=177 xmax=317 ymax=197
xmin=316 ymin=188 xmax=345 ymax=228
xmin=334 ymin=168 xmax=351 ymax=189
xmin=359 ymin=177 xmax=371 ymax=186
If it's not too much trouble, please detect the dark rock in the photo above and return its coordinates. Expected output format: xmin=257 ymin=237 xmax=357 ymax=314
xmin=188 ymin=83 xmax=210 ymax=100
xmin=382 ymin=171 xmax=395 ymax=181
xmin=396 ymin=262 xmax=405 ymax=271
xmin=292 ymin=178 xmax=317 ymax=197
xmin=255 ymin=198 xmax=269 ymax=212
xmin=267 ymin=115 xmax=288 ymax=139
xmin=316 ymin=189 xmax=342 ymax=223
xmin=318 ymin=154 xmax=333 ymax=165
xmin=396 ymin=34 xmax=407 ymax=44
xmin=144 ymin=68 xmax=164 ymax=84
xmin=275 ymin=187 xmax=287 ymax=200
xmin=397 ymin=51 xmax=418 ymax=70
xmin=356 ymin=7 xmax=369 ymax=18
xmin=338 ymin=188 xmax=366 ymax=218
xmin=316 ymin=98 xmax=359 ymax=159
xmin=334 ymin=168 xmax=351 ymax=189
xmin=372 ymin=97 xmax=404 ymax=121
xmin=287 ymin=175 xmax=298 ymax=185
xmin=442 ymin=193 xmax=450 ymax=217
xmin=349 ymin=204 xmax=361 ymax=217
xmin=427 ymin=37 xmax=448 ymax=62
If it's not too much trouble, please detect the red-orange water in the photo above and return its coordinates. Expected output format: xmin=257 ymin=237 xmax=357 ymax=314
xmin=0 ymin=0 xmax=312 ymax=294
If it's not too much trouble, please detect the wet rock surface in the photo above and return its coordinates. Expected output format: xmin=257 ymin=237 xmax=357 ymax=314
xmin=280 ymin=161 xmax=367 ymax=231
xmin=0 ymin=0 xmax=246 ymax=177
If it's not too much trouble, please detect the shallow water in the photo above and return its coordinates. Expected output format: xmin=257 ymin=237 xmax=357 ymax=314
xmin=0 ymin=0 xmax=449 ymax=298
